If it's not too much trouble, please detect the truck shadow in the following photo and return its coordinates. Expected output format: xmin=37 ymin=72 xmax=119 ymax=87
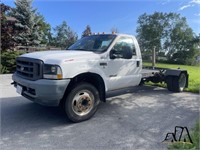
xmin=1 ymin=97 xmax=68 ymax=125
xmin=106 ymin=85 xmax=169 ymax=98
xmin=1 ymin=86 xmax=164 ymax=135
xmin=1 ymin=86 xmax=162 ymax=125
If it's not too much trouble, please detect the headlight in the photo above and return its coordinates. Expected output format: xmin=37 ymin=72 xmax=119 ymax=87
xmin=43 ymin=64 xmax=63 ymax=79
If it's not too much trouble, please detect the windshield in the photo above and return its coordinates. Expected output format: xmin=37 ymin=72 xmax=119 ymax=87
xmin=67 ymin=35 xmax=116 ymax=53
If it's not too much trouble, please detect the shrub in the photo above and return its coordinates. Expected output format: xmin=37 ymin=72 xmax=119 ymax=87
xmin=0 ymin=64 xmax=8 ymax=74
xmin=1 ymin=51 xmax=25 ymax=74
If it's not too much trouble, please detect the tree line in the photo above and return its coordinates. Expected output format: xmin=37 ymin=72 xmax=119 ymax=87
xmin=136 ymin=12 xmax=200 ymax=65
xmin=1 ymin=0 xmax=200 ymax=66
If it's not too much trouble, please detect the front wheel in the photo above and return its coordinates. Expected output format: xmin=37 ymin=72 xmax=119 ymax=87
xmin=64 ymin=82 xmax=100 ymax=122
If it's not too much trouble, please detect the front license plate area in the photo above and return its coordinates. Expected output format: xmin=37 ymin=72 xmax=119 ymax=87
xmin=16 ymin=85 xmax=23 ymax=95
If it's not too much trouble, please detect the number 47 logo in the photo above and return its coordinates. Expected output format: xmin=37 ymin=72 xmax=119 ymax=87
xmin=162 ymin=126 xmax=193 ymax=144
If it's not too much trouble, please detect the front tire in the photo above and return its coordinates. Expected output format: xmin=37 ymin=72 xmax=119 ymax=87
xmin=64 ymin=82 xmax=100 ymax=122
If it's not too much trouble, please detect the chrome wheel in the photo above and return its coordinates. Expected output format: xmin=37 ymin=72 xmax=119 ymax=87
xmin=64 ymin=82 xmax=100 ymax=122
xmin=72 ymin=90 xmax=94 ymax=116
xmin=179 ymin=73 xmax=186 ymax=91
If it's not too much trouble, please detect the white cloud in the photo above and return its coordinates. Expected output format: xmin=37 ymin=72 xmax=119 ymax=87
xmin=190 ymin=0 xmax=200 ymax=4
xmin=179 ymin=4 xmax=192 ymax=10
xmin=161 ymin=0 xmax=171 ymax=5
xmin=178 ymin=0 xmax=200 ymax=11
xmin=195 ymin=13 xmax=200 ymax=16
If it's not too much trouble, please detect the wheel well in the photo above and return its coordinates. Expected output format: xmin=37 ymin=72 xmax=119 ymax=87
xmin=61 ymin=73 xmax=106 ymax=106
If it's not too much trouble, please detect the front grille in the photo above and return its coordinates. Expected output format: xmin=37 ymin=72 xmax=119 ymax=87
xmin=16 ymin=57 xmax=43 ymax=80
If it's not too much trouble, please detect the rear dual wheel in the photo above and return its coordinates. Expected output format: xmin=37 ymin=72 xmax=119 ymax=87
xmin=166 ymin=73 xmax=187 ymax=92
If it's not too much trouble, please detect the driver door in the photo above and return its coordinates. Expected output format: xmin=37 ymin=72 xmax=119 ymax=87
xmin=104 ymin=36 xmax=142 ymax=91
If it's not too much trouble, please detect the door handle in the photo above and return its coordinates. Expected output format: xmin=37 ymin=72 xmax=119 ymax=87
xmin=100 ymin=62 xmax=107 ymax=66
xmin=137 ymin=61 xmax=140 ymax=67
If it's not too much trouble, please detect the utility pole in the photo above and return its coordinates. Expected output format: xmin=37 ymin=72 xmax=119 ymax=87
xmin=152 ymin=46 xmax=156 ymax=69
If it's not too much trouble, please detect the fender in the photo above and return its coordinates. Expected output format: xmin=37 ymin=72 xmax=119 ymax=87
xmin=164 ymin=69 xmax=189 ymax=88
xmin=61 ymin=61 xmax=109 ymax=91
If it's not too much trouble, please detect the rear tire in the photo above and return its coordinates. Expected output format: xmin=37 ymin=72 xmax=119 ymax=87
xmin=166 ymin=73 xmax=187 ymax=92
xmin=64 ymin=82 xmax=100 ymax=122
xmin=166 ymin=76 xmax=173 ymax=91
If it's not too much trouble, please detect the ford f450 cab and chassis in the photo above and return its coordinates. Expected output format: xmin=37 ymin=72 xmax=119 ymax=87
xmin=12 ymin=33 xmax=188 ymax=122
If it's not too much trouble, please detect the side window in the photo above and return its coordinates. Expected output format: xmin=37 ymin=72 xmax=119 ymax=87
xmin=112 ymin=37 xmax=136 ymax=59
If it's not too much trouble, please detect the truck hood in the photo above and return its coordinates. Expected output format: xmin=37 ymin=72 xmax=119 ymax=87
xmin=20 ymin=50 xmax=100 ymax=64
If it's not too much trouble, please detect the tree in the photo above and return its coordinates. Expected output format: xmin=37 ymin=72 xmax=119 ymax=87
xmin=191 ymin=34 xmax=200 ymax=51
xmin=136 ymin=12 xmax=196 ymax=65
xmin=163 ymin=14 xmax=194 ymax=59
xmin=172 ymin=34 xmax=200 ymax=65
xmin=54 ymin=21 xmax=78 ymax=49
xmin=0 ymin=3 xmax=18 ymax=51
xmin=36 ymin=13 xmax=51 ymax=45
xmin=82 ymin=25 xmax=92 ymax=37
xmin=136 ymin=12 xmax=169 ymax=54
xmin=11 ymin=0 xmax=44 ymax=47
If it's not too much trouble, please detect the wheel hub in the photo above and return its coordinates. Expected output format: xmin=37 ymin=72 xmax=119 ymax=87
xmin=72 ymin=91 xmax=94 ymax=116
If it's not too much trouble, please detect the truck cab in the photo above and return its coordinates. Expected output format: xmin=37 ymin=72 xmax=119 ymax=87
xmin=65 ymin=33 xmax=142 ymax=91
xmin=12 ymin=33 xmax=142 ymax=122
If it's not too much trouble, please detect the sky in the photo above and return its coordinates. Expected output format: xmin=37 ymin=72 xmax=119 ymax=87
xmin=2 ymin=0 xmax=200 ymax=38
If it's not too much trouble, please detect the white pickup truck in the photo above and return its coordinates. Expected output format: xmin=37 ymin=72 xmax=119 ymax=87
xmin=12 ymin=33 xmax=188 ymax=122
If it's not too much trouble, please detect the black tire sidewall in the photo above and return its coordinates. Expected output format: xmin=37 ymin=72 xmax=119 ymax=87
xmin=64 ymin=82 xmax=100 ymax=122
xmin=166 ymin=73 xmax=186 ymax=92
xmin=166 ymin=76 xmax=173 ymax=91
xmin=172 ymin=76 xmax=180 ymax=92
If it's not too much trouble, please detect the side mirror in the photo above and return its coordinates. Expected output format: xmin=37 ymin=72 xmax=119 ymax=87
xmin=110 ymin=47 xmax=133 ymax=59
xmin=110 ymin=49 xmax=117 ymax=59
xmin=122 ymin=47 xmax=133 ymax=59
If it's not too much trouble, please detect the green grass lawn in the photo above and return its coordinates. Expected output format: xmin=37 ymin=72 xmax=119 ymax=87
xmin=143 ymin=62 xmax=200 ymax=93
